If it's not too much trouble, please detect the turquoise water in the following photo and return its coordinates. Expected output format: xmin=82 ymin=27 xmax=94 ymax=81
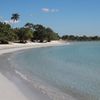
xmin=12 ymin=42 xmax=100 ymax=100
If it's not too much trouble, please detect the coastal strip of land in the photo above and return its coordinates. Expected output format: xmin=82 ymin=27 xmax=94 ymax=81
xmin=0 ymin=41 xmax=68 ymax=55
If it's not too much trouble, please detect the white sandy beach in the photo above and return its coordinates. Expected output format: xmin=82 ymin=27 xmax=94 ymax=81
xmin=0 ymin=41 xmax=68 ymax=100
xmin=0 ymin=41 xmax=67 ymax=55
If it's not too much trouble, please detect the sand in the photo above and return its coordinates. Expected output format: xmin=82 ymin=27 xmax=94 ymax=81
xmin=0 ymin=41 xmax=69 ymax=100
xmin=0 ymin=73 xmax=28 ymax=100
xmin=0 ymin=41 xmax=68 ymax=55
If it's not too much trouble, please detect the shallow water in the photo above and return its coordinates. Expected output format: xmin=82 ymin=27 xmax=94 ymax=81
xmin=11 ymin=42 xmax=100 ymax=100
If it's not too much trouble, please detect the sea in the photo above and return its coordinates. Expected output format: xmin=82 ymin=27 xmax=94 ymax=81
xmin=10 ymin=41 xmax=100 ymax=100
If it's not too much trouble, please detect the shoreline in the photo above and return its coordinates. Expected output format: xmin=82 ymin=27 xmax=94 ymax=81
xmin=0 ymin=41 xmax=73 ymax=100
xmin=0 ymin=41 xmax=68 ymax=55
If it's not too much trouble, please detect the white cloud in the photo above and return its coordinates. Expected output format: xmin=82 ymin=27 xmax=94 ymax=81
xmin=4 ymin=20 xmax=9 ymax=24
xmin=51 ymin=9 xmax=59 ymax=13
xmin=42 ymin=8 xmax=50 ymax=13
xmin=4 ymin=20 xmax=19 ymax=24
xmin=42 ymin=8 xmax=59 ymax=13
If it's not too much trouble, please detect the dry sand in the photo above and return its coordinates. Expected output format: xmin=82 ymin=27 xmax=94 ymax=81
xmin=0 ymin=41 xmax=67 ymax=55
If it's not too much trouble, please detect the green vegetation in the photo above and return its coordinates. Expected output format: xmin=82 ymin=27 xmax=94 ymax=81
xmin=0 ymin=22 xmax=17 ymax=44
xmin=14 ymin=27 xmax=33 ymax=43
xmin=0 ymin=13 xmax=100 ymax=44
xmin=11 ymin=13 xmax=20 ymax=22
xmin=0 ymin=13 xmax=59 ymax=44
xmin=31 ymin=24 xmax=59 ymax=42
xmin=62 ymin=35 xmax=100 ymax=41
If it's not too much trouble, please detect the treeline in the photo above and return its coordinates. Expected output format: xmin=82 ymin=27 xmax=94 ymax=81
xmin=0 ymin=22 xmax=59 ymax=44
xmin=1 ymin=13 xmax=100 ymax=44
xmin=62 ymin=35 xmax=100 ymax=41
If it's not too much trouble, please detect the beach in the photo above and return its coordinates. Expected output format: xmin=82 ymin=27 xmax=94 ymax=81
xmin=0 ymin=73 xmax=28 ymax=100
xmin=0 ymin=41 xmax=68 ymax=55
xmin=0 ymin=41 xmax=75 ymax=100
xmin=0 ymin=41 xmax=99 ymax=100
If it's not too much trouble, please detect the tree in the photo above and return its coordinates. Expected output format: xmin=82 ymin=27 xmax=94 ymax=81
xmin=11 ymin=13 xmax=20 ymax=21
xmin=0 ymin=22 xmax=17 ymax=44
xmin=24 ymin=23 xmax=34 ymax=29
xmin=33 ymin=24 xmax=46 ymax=42
xmin=45 ymin=28 xmax=54 ymax=42
xmin=16 ymin=27 xmax=33 ymax=43
xmin=61 ymin=35 xmax=100 ymax=41
xmin=45 ymin=28 xmax=59 ymax=42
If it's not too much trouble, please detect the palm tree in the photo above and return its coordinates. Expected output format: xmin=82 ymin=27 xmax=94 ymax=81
xmin=11 ymin=13 xmax=20 ymax=28
xmin=11 ymin=13 xmax=20 ymax=22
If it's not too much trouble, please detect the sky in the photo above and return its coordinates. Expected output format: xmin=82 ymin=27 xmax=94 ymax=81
xmin=0 ymin=0 xmax=100 ymax=36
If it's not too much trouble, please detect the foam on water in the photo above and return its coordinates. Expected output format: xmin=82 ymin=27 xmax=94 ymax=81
xmin=14 ymin=69 xmax=76 ymax=100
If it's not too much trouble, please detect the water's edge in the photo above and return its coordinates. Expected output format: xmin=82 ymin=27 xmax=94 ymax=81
xmin=0 ymin=43 xmax=99 ymax=100
xmin=0 ymin=49 xmax=80 ymax=100
xmin=0 ymin=52 xmax=54 ymax=100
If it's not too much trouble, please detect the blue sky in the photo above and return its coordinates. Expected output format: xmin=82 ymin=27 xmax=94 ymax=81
xmin=0 ymin=0 xmax=100 ymax=36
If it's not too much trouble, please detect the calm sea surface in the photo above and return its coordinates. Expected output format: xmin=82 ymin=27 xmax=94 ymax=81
xmin=11 ymin=42 xmax=100 ymax=100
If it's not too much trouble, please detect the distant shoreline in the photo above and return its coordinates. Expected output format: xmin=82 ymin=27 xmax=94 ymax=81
xmin=62 ymin=35 xmax=100 ymax=41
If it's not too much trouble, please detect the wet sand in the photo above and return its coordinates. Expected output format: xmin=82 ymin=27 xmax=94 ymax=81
xmin=0 ymin=41 xmax=78 ymax=100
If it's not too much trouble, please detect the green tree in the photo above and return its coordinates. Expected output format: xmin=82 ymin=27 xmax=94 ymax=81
xmin=11 ymin=13 xmax=20 ymax=28
xmin=61 ymin=35 xmax=100 ymax=41
xmin=45 ymin=27 xmax=54 ymax=42
xmin=16 ymin=27 xmax=33 ymax=43
xmin=33 ymin=24 xmax=46 ymax=42
xmin=24 ymin=23 xmax=34 ymax=29
xmin=11 ymin=13 xmax=20 ymax=22
xmin=0 ymin=22 xmax=17 ymax=44
xmin=45 ymin=28 xmax=59 ymax=42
